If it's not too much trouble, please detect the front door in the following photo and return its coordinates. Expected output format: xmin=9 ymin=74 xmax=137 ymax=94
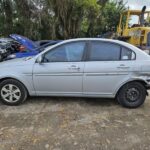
xmin=33 ymin=41 xmax=86 ymax=96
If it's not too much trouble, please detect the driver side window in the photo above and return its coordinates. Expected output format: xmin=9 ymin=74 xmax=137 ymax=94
xmin=43 ymin=42 xmax=86 ymax=62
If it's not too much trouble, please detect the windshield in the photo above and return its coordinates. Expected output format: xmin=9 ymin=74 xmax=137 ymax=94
xmin=129 ymin=15 xmax=139 ymax=27
xmin=129 ymin=13 xmax=150 ymax=27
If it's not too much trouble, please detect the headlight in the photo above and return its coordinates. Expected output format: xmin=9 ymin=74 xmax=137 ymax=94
xmin=7 ymin=54 xmax=16 ymax=59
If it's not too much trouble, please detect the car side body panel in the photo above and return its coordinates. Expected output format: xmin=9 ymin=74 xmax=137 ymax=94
xmin=0 ymin=38 xmax=150 ymax=98
xmin=0 ymin=58 xmax=36 ymax=95
xmin=33 ymin=62 xmax=84 ymax=96
xmin=83 ymin=61 xmax=134 ymax=97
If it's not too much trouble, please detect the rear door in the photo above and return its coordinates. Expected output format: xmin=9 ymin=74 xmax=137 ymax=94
xmin=83 ymin=41 xmax=136 ymax=97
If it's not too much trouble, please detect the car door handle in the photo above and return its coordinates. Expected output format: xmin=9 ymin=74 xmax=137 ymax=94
xmin=117 ymin=64 xmax=130 ymax=69
xmin=68 ymin=65 xmax=80 ymax=70
xmin=117 ymin=66 xmax=130 ymax=69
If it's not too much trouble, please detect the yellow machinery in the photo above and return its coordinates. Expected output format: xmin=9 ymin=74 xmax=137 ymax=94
xmin=117 ymin=6 xmax=150 ymax=50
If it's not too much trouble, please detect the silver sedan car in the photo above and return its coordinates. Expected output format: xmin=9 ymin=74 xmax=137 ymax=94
xmin=0 ymin=38 xmax=150 ymax=108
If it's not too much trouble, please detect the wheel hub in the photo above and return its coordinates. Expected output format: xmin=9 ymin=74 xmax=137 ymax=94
xmin=1 ymin=84 xmax=21 ymax=103
xmin=126 ymin=88 xmax=140 ymax=102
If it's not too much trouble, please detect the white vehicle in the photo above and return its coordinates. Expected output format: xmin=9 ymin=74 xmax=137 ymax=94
xmin=0 ymin=38 xmax=150 ymax=108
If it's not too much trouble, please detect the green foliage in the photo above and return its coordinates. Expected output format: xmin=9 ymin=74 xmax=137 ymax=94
xmin=0 ymin=0 xmax=126 ymax=39
xmin=102 ymin=0 xmax=126 ymax=33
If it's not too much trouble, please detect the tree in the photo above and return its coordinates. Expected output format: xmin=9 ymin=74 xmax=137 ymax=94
xmin=102 ymin=0 xmax=126 ymax=33
xmin=0 ymin=0 xmax=13 ymax=36
xmin=0 ymin=0 xmax=126 ymax=39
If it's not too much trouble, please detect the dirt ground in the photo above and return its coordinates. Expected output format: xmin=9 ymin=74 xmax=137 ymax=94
xmin=1 ymin=95 xmax=150 ymax=150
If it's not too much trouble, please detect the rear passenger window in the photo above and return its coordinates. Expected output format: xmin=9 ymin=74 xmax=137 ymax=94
xmin=89 ymin=42 xmax=120 ymax=61
xmin=121 ymin=47 xmax=135 ymax=60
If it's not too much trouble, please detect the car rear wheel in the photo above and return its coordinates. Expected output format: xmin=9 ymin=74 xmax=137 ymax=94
xmin=117 ymin=82 xmax=146 ymax=108
xmin=0 ymin=79 xmax=27 ymax=105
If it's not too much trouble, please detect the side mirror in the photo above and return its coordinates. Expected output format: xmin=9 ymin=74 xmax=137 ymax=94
xmin=36 ymin=55 xmax=43 ymax=64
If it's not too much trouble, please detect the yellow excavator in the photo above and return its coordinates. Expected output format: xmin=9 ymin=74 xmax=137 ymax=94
xmin=117 ymin=6 xmax=150 ymax=52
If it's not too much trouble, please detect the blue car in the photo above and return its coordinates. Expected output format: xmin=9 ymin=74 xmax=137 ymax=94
xmin=7 ymin=41 xmax=61 ymax=59
xmin=9 ymin=34 xmax=38 ymax=51
xmin=7 ymin=34 xmax=61 ymax=59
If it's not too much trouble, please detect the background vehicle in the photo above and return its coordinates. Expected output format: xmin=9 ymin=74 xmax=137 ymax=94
xmin=35 ymin=40 xmax=57 ymax=46
xmin=9 ymin=34 xmax=59 ymax=51
xmin=9 ymin=34 xmax=38 ymax=51
xmin=0 ymin=34 xmax=62 ymax=61
xmin=0 ymin=40 xmax=18 ymax=61
xmin=117 ymin=6 xmax=150 ymax=52
xmin=0 ymin=45 xmax=7 ymax=62
xmin=0 ymin=37 xmax=26 ymax=61
xmin=0 ymin=37 xmax=23 ymax=52
xmin=7 ymin=40 xmax=62 ymax=59
xmin=0 ymin=38 xmax=150 ymax=108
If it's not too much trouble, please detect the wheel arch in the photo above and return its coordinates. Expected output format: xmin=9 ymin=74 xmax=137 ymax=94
xmin=115 ymin=79 xmax=148 ymax=97
xmin=0 ymin=77 xmax=29 ymax=95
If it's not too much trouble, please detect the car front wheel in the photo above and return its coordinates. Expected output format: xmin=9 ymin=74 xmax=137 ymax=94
xmin=117 ymin=82 xmax=146 ymax=108
xmin=0 ymin=79 xmax=27 ymax=105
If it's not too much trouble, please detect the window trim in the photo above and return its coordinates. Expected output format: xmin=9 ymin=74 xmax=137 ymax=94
xmin=120 ymin=46 xmax=136 ymax=61
xmin=42 ymin=41 xmax=88 ymax=63
xmin=86 ymin=40 xmax=136 ymax=62
xmin=42 ymin=40 xmax=88 ymax=63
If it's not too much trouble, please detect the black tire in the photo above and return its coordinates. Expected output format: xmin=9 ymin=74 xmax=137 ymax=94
xmin=117 ymin=82 xmax=146 ymax=108
xmin=0 ymin=79 xmax=28 ymax=106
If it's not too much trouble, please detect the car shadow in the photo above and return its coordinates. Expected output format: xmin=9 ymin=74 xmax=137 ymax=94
xmin=23 ymin=96 xmax=119 ymax=107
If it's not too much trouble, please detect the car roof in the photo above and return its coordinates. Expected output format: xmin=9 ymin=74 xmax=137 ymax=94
xmin=41 ymin=38 xmax=138 ymax=52
xmin=57 ymin=38 xmax=136 ymax=48
xmin=35 ymin=38 xmax=150 ymax=60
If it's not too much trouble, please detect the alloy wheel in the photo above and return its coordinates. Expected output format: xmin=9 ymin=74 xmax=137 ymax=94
xmin=1 ymin=84 xmax=21 ymax=103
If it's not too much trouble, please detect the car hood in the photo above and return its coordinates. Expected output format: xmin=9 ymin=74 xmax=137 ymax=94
xmin=0 ymin=57 xmax=34 ymax=68
xmin=9 ymin=34 xmax=38 ymax=51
